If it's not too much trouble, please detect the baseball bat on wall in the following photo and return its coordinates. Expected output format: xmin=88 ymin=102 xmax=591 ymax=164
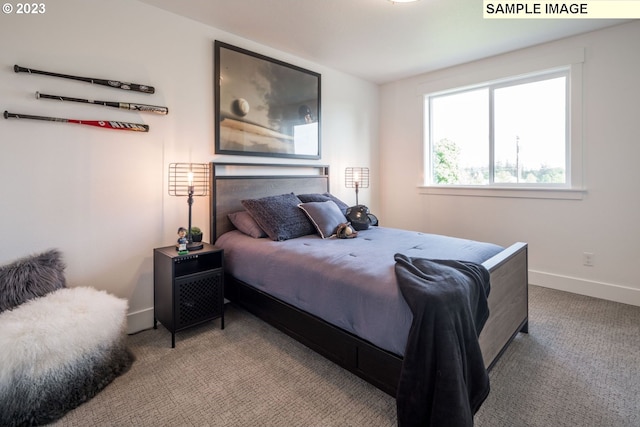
xmin=36 ymin=92 xmax=169 ymax=115
xmin=4 ymin=111 xmax=149 ymax=132
xmin=14 ymin=65 xmax=155 ymax=94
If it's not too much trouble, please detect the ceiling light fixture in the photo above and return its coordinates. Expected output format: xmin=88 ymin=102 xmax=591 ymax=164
xmin=388 ymin=0 xmax=420 ymax=3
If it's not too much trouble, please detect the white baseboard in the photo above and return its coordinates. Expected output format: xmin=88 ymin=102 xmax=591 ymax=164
xmin=126 ymin=307 xmax=155 ymax=334
xmin=529 ymin=270 xmax=640 ymax=307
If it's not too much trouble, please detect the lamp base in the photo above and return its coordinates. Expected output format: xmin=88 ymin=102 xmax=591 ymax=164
xmin=186 ymin=242 xmax=203 ymax=251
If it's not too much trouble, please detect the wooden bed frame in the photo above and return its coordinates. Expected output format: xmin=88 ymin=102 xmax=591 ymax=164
xmin=210 ymin=162 xmax=528 ymax=397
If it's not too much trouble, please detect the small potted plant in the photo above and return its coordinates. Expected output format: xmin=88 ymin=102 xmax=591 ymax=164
xmin=190 ymin=226 xmax=203 ymax=243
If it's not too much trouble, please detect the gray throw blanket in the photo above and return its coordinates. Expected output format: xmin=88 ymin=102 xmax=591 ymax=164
xmin=394 ymin=254 xmax=491 ymax=427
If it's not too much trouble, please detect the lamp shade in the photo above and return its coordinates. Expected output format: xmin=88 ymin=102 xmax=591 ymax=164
xmin=168 ymin=163 xmax=209 ymax=197
xmin=345 ymin=167 xmax=369 ymax=189
xmin=345 ymin=167 xmax=370 ymax=206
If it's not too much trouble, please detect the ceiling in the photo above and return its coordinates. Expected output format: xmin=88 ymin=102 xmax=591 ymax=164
xmin=137 ymin=0 xmax=628 ymax=84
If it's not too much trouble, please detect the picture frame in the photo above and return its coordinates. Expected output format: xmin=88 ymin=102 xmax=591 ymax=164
xmin=214 ymin=41 xmax=321 ymax=160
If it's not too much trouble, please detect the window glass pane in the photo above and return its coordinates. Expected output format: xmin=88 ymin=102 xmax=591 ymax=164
xmin=493 ymin=77 xmax=566 ymax=184
xmin=431 ymin=89 xmax=489 ymax=185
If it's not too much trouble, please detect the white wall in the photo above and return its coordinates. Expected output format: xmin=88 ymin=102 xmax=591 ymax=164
xmin=0 ymin=0 xmax=379 ymax=332
xmin=380 ymin=21 xmax=640 ymax=307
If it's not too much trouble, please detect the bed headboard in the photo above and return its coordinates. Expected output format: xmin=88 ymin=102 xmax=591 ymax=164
xmin=210 ymin=162 xmax=330 ymax=243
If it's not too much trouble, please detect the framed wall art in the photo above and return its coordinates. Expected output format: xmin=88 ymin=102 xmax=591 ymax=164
xmin=214 ymin=41 xmax=321 ymax=160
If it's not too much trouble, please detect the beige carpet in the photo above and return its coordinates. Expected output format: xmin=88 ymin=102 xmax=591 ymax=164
xmin=475 ymin=285 xmax=640 ymax=427
xmin=52 ymin=285 xmax=640 ymax=427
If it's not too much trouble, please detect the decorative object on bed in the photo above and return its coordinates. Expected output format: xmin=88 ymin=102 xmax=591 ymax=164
xmin=227 ymin=211 xmax=267 ymax=238
xmin=241 ymin=192 xmax=316 ymax=241
xmin=297 ymin=192 xmax=350 ymax=215
xmin=214 ymin=41 xmax=321 ymax=160
xmin=394 ymin=254 xmax=491 ymax=427
xmin=298 ymin=200 xmax=347 ymax=238
xmin=168 ymin=163 xmax=210 ymax=251
xmin=345 ymin=167 xmax=369 ymax=205
xmin=0 ymin=250 xmax=134 ymax=426
xmin=346 ymin=204 xmax=374 ymax=231
xmin=335 ymin=223 xmax=357 ymax=239
xmin=0 ymin=249 xmax=66 ymax=313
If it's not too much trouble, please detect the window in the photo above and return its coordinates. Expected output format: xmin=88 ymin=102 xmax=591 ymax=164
xmin=426 ymin=69 xmax=571 ymax=190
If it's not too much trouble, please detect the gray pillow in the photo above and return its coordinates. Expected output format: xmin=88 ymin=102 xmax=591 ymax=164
xmin=298 ymin=201 xmax=348 ymax=238
xmin=297 ymin=192 xmax=350 ymax=215
xmin=241 ymin=193 xmax=315 ymax=241
xmin=228 ymin=210 xmax=267 ymax=238
xmin=0 ymin=249 xmax=66 ymax=313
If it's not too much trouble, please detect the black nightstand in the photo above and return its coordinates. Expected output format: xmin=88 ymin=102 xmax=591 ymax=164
xmin=153 ymin=243 xmax=224 ymax=347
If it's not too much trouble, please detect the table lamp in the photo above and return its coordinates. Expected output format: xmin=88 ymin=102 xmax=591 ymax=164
xmin=345 ymin=167 xmax=369 ymax=206
xmin=168 ymin=163 xmax=209 ymax=251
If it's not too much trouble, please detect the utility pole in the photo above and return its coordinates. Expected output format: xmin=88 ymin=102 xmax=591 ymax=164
xmin=516 ymin=135 xmax=521 ymax=183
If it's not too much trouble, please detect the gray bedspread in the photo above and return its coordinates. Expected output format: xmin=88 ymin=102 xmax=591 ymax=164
xmin=216 ymin=226 xmax=503 ymax=356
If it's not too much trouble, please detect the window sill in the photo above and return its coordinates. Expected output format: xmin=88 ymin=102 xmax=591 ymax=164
xmin=418 ymin=185 xmax=586 ymax=200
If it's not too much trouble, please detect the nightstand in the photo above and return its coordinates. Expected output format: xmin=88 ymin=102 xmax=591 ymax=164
xmin=153 ymin=243 xmax=224 ymax=348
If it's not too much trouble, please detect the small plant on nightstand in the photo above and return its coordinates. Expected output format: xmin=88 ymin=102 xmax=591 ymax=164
xmin=190 ymin=226 xmax=203 ymax=242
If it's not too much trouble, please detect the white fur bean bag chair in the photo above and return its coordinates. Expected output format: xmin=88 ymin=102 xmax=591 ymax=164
xmin=0 ymin=286 xmax=134 ymax=426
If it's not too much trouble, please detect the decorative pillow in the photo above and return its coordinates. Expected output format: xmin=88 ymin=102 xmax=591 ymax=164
xmin=241 ymin=193 xmax=316 ymax=241
xmin=0 ymin=249 xmax=66 ymax=313
xmin=298 ymin=201 xmax=348 ymax=238
xmin=297 ymin=192 xmax=350 ymax=215
xmin=228 ymin=210 xmax=267 ymax=238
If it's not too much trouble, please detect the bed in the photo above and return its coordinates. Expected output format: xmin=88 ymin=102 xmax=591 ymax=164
xmin=210 ymin=162 xmax=528 ymax=414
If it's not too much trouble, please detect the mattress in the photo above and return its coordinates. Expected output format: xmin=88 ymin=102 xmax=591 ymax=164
xmin=216 ymin=226 xmax=503 ymax=356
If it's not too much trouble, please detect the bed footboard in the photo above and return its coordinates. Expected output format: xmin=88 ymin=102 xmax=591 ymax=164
xmin=480 ymin=242 xmax=529 ymax=369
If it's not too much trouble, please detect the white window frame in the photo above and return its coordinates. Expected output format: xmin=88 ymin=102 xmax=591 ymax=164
xmin=419 ymin=49 xmax=585 ymax=200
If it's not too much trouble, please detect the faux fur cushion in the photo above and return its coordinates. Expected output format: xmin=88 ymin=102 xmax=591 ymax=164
xmin=0 ymin=286 xmax=134 ymax=426
xmin=0 ymin=249 xmax=66 ymax=313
